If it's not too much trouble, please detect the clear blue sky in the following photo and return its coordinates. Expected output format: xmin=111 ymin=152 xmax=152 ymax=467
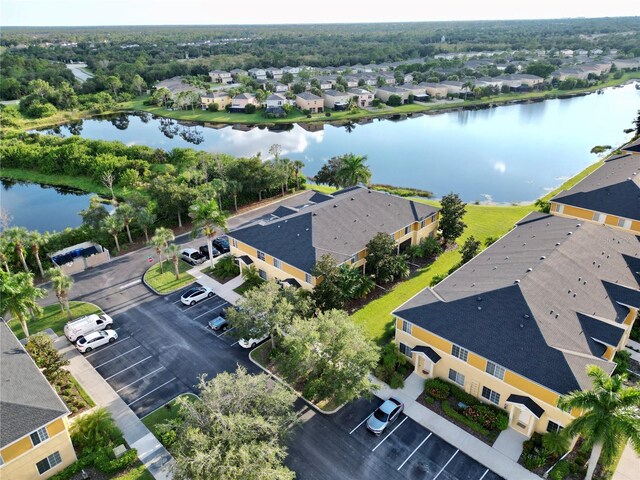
xmin=2 ymin=0 xmax=639 ymax=26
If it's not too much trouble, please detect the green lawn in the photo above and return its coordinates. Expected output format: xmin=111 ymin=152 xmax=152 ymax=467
xmin=8 ymin=301 xmax=103 ymax=340
xmin=112 ymin=463 xmax=155 ymax=480
xmin=143 ymin=260 xmax=195 ymax=294
xmin=233 ymin=282 xmax=257 ymax=295
xmin=141 ymin=393 xmax=199 ymax=434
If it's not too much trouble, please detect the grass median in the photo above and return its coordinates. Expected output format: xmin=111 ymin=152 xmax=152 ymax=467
xmin=8 ymin=301 xmax=104 ymax=340
xmin=143 ymin=259 xmax=195 ymax=294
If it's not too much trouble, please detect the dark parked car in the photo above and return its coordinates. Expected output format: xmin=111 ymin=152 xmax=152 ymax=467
xmin=208 ymin=315 xmax=228 ymax=331
xmin=199 ymin=245 xmax=221 ymax=259
xmin=212 ymin=236 xmax=230 ymax=253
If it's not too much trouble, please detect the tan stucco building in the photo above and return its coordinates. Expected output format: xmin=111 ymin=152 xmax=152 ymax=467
xmin=295 ymin=92 xmax=324 ymax=113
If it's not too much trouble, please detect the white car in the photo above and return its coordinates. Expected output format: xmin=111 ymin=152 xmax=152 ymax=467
xmin=75 ymin=330 xmax=118 ymax=353
xmin=239 ymin=334 xmax=269 ymax=349
xmin=64 ymin=313 xmax=113 ymax=343
xmin=180 ymin=286 xmax=214 ymax=306
xmin=181 ymin=248 xmax=205 ymax=266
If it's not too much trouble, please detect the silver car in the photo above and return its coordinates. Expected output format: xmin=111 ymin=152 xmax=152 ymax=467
xmin=366 ymin=397 xmax=404 ymax=435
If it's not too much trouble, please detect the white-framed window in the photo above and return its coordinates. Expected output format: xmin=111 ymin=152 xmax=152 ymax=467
xmin=481 ymin=386 xmax=500 ymax=405
xmin=350 ymin=254 xmax=358 ymax=264
xmin=556 ymin=204 xmax=564 ymax=214
xmin=258 ymin=269 xmax=267 ymax=280
xmin=420 ymin=219 xmax=426 ymax=228
xmin=399 ymin=342 xmax=412 ymax=358
xmin=36 ymin=451 xmax=62 ymax=475
xmin=231 ymin=238 xmax=237 ymax=248
xmin=486 ymin=361 xmax=506 ymax=380
xmin=305 ymin=273 xmax=312 ymax=284
xmin=592 ymin=212 xmax=606 ymax=224
xmin=451 ymin=344 xmax=469 ymax=362
xmin=30 ymin=426 xmax=49 ymax=446
xmin=0 ymin=453 xmax=4 ymax=466
xmin=547 ymin=420 xmax=563 ymax=433
xmin=273 ymin=258 xmax=282 ymax=269
xmin=401 ymin=320 xmax=412 ymax=334
xmin=448 ymin=368 xmax=465 ymax=387
xmin=617 ymin=218 xmax=632 ymax=229
xmin=404 ymin=225 xmax=411 ymax=235
xmin=257 ymin=250 xmax=265 ymax=261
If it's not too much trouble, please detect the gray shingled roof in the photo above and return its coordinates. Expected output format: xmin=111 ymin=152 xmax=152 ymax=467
xmin=394 ymin=212 xmax=640 ymax=394
xmin=1 ymin=322 xmax=69 ymax=447
xmin=506 ymin=395 xmax=544 ymax=418
xmin=229 ymin=186 xmax=438 ymax=274
xmin=296 ymin=91 xmax=322 ymax=101
xmin=551 ymin=153 xmax=640 ymax=220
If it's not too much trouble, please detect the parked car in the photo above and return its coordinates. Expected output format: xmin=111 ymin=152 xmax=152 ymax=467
xmin=76 ymin=330 xmax=118 ymax=353
xmin=199 ymin=245 xmax=221 ymax=259
xmin=64 ymin=313 xmax=114 ymax=343
xmin=366 ymin=397 xmax=404 ymax=435
xmin=181 ymin=248 xmax=205 ymax=266
xmin=208 ymin=315 xmax=228 ymax=331
xmin=212 ymin=236 xmax=230 ymax=253
xmin=180 ymin=286 xmax=214 ymax=306
xmin=239 ymin=333 xmax=269 ymax=349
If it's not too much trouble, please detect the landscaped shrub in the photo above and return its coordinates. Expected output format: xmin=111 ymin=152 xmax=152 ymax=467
xmin=442 ymin=401 xmax=490 ymax=436
xmin=447 ymin=382 xmax=478 ymax=406
xmin=522 ymin=452 xmax=546 ymax=470
xmin=94 ymin=448 xmax=138 ymax=473
xmin=423 ymin=378 xmax=450 ymax=400
xmin=212 ymin=254 xmax=240 ymax=279
xmin=542 ymin=431 xmax=570 ymax=457
xmin=463 ymin=404 xmax=499 ymax=429
xmin=244 ymin=104 xmax=257 ymax=114
xmin=207 ymin=103 xmax=219 ymax=112
xmin=325 ymin=111 xmax=331 ymax=117
xmin=70 ymin=408 xmax=124 ymax=454
xmin=389 ymin=371 xmax=405 ymax=389
xmin=496 ymin=413 xmax=509 ymax=431
xmin=430 ymin=273 xmax=447 ymax=286
xmin=522 ymin=432 xmax=544 ymax=455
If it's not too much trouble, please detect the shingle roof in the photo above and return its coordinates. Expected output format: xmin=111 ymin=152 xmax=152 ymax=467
xmin=323 ymin=89 xmax=350 ymax=98
xmin=1 ymin=322 xmax=69 ymax=447
xmin=296 ymin=91 xmax=322 ymax=101
xmin=413 ymin=346 xmax=442 ymax=364
xmin=394 ymin=212 xmax=640 ymax=395
xmin=551 ymin=153 xmax=640 ymax=221
xmin=229 ymin=186 xmax=438 ymax=274
xmin=506 ymin=395 xmax=545 ymax=418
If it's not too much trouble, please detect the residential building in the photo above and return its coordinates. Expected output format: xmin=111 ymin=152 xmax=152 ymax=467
xmin=551 ymin=68 xmax=589 ymax=81
xmin=314 ymin=76 xmax=335 ymax=90
xmin=273 ymin=83 xmax=289 ymax=93
xmin=322 ymin=89 xmax=351 ymax=110
xmin=379 ymin=72 xmax=396 ymax=85
xmin=474 ymin=77 xmax=503 ymax=89
xmin=510 ymin=74 xmax=544 ymax=87
xmin=375 ymin=86 xmax=410 ymax=104
xmin=154 ymin=76 xmax=204 ymax=96
xmin=230 ymin=68 xmax=247 ymax=79
xmin=283 ymin=66 xmax=300 ymax=75
xmin=264 ymin=93 xmax=287 ymax=109
xmin=248 ymin=68 xmax=267 ymax=80
xmin=550 ymin=141 xmax=640 ymax=234
xmin=228 ymin=186 xmax=439 ymax=289
xmin=399 ymin=84 xmax=428 ymax=101
xmin=201 ymin=91 xmax=231 ymax=109
xmin=295 ymin=92 xmax=324 ymax=113
xmin=613 ymin=58 xmax=640 ymax=70
xmin=494 ymin=75 xmax=523 ymax=89
xmin=440 ymin=81 xmax=471 ymax=95
xmin=230 ymin=93 xmax=259 ymax=111
xmin=348 ymin=87 xmax=374 ymax=107
xmin=208 ymin=70 xmax=232 ymax=84
xmin=420 ymin=82 xmax=448 ymax=99
xmin=560 ymin=49 xmax=575 ymax=57
xmin=0 ymin=322 xmax=77 ymax=479
xmin=266 ymin=67 xmax=283 ymax=80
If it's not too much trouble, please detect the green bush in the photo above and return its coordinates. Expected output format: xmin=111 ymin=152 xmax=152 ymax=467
xmin=94 ymin=448 xmax=138 ymax=473
xmin=442 ymin=400 xmax=490 ymax=436
xmin=496 ymin=413 xmax=509 ymax=431
xmin=212 ymin=254 xmax=240 ymax=279
xmin=448 ymin=383 xmax=478 ymax=405
xmin=389 ymin=371 xmax=405 ymax=389
xmin=71 ymin=408 xmax=123 ymax=454
xmin=424 ymin=378 xmax=450 ymax=400
xmin=244 ymin=104 xmax=257 ymax=114
xmin=423 ymin=395 xmax=435 ymax=404
xmin=325 ymin=111 xmax=331 ymax=117
xmin=207 ymin=102 xmax=219 ymax=112
xmin=543 ymin=431 xmax=570 ymax=457
xmin=430 ymin=273 xmax=447 ymax=286
xmin=463 ymin=404 xmax=499 ymax=429
xmin=522 ymin=452 xmax=546 ymax=470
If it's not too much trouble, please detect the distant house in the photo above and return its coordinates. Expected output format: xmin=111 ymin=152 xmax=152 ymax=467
xmin=283 ymin=66 xmax=300 ymax=75
xmin=348 ymin=87 xmax=374 ymax=107
xmin=264 ymin=93 xmax=287 ymax=109
xmin=613 ymin=58 xmax=640 ymax=70
xmin=551 ymin=68 xmax=589 ymax=81
xmin=154 ymin=76 xmax=204 ymax=97
xmin=323 ymin=89 xmax=351 ymax=110
xmin=230 ymin=93 xmax=259 ymax=112
xmin=420 ymin=82 xmax=448 ymax=99
xmin=208 ymin=70 xmax=232 ymax=84
xmin=315 ymin=76 xmax=335 ymax=90
xmin=266 ymin=67 xmax=283 ymax=80
xmin=510 ymin=74 xmax=544 ymax=88
xmin=201 ymin=91 xmax=231 ymax=109
xmin=379 ymin=73 xmax=396 ymax=85
xmin=295 ymin=92 xmax=324 ymax=113
xmin=273 ymin=83 xmax=289 ymax=93
xmin=399 ymin=84 xmax=428 ymax=101
xmin=576 ymin=49 xmax=589 ymax=56
xmin=375 ymin=86 xmax=410 ymax=104
xmin=440 ymin=81 xmax=470 ymax=95
xmin=474 ymin=77 xmax=503 ymax=89
xmin=493 ymin=75 xmax=522 ymax=89
xmin=560 ymin=49 xmax=574 ymax=57
xmin=590 ymin=49 xmax=603 ymax=56
xmin=248 ymin=68 xmax=267 ymax=80
xmin=344 ymin=76 xmax=360 ymax=88
xmin=230 ymin=68 xmax=248 ymax=79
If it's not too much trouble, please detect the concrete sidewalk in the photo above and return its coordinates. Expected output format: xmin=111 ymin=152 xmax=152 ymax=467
xmin=373 ymin=373 xmax=541 ymax=480
xmin=55 ymin=336 xmax=174 ymax=480
xmin=187 ymin=259 xmax=243 ymax=305
xmin=613 ymin=442 xmax=640 ymax=480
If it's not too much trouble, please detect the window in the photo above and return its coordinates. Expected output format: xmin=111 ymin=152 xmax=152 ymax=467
xmin=556 ymin=204 xmax=564 ymax=214
xmin=305 ymin=273 xmax=312 ymax=284
xmin=258 ymin=269 xmax=267 ymax=280
xmin=404 ymin=226 xmax=411 ymax=235
xmin=451 ymin=344 xmax=469 ymax=362
xmin=592 ymin=212 xmax=606 ymax=224
xmin=36 ymin=451 xmax=62 ymax=475
xmin=547 ymin=421 xmax=563 ymax=433
xmin=231 ymin=239 xmax=237 ymax=248
xmin=448 ymin=369 xmax=465 ymax=387
xmin=350 ymin=254 xmax=358 ymax=264
xmin=399 ymin=343 xmax=412 ymax=358
xmin=401 ymin=320 xmax=412 ymax=334
xmin=0 ymin=454 xmax=3 ymax=466
xmin=617 ymin=218 xmax=632 ymax=229
xmin=420 ymin=219 xmax=426 ymax=228
xmin=30 ymin=426 xmax=49 ymax=446
xmin=481 ymin=386 xmax=500 ymax=405
xmin=486 ymin=361 xmax=506 ymax=380
xmin=273 ymin=258 xmax=281 ymax=269
xmin=257 ymin=250 xmax=265 ymax=261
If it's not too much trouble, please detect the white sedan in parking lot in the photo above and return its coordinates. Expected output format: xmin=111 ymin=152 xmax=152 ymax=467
xmin=76 ymin=330 xmax=118 ymax=353
xmin=180 ymin=286 xmax=214 ymax=306
xmin=239 ymin=333 xmax=270 ymax=349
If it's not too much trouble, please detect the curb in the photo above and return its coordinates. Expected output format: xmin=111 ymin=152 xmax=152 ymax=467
xmin=248 ymin=344 xmax=345 ymax=415
xmin=141 ymin=263 xmax=197 ymax=296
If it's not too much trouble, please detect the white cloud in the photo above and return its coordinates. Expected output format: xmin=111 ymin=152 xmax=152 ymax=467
xmin=494 ymin=161 xmax=506 ymax=174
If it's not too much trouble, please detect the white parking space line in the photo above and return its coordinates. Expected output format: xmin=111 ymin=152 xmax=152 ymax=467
xmin=229 ymin=340 xmax=239 ymax=347
xmin=192 ymin=307 xmax=221 ymax=321
xmin=94 ymin=346 xmax=141 ymax=368
xmin=127 ymin=378 xmax=176 ymax=406
xmin=84 ymin=336 xmax=131 ymax=358
xmin=349 ymin=413 xmax=373 ymax=435
xmin=218 ymin=327 xmax=235 ymax=338
xmin=119 ymin=279 xmax=141 ymax=289
xmin=372 ymin=416 xmax=408 ymax=452
xmin=116 ymin=367 xmax=165 ymax=393
xmin=105 ymin=356 xmax=152 ymax=380
xmin=478 ymin=469 xmax=489 ymax=480
xmin=397 ymin=432 xmax=432 ymax=471
xmin=172 ymin=298 xmax=184 ymax=304
xmin=433 ymin=449 xmax=459 ymax=480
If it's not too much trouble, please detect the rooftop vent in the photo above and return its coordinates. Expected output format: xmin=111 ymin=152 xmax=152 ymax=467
xmin=333 ymin=205 xmax=338 ymax=208
xmin=514 ymin=279 xmax=520 ymax=284
xmin=477 ymin=297 xmax=482 ymax=302
xmin=526 ymin=268 xmax=533 ymax=272
xmin=556 ymin=242 xmax=561 ymax=246
xmin=519 ymin=324 xmax=524 ymax=328
xmin=540 ymin=256 xmax=546 ymax=260
xmin=524 ymin=314 xmax=530 ymax=319
xmin=576 ymin=224 xmax=581 ymax=227
xmin=567 ymin=232 xmax=573 ymax=235
xmin=478 ymin=306 xmax=482 ymax=311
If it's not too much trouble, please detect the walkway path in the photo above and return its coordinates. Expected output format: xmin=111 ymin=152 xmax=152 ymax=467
xmin=55 ymin=336 xmax=174 ymax=480
xmin=373 ymin=373 xmax=541 ymax=480
xmin=613 ymin=441 xmax=640 ymax=480
xmin=186 ymin=259 xmax=243 ymax=305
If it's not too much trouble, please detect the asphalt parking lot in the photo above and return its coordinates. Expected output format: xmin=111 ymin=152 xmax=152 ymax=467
xmin=287 ymin=397 xmax=504 ymax=480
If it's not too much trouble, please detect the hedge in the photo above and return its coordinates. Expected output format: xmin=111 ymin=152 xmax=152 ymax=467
xmin=51 ymin=448 xmax=138 ymax=480
xmin=423 ymin=378 xmax=450 ymax=400
xmin=441 ymin=401 xmax=490 ymax=436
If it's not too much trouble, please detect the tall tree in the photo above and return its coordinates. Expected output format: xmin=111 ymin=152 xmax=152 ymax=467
xmin=166 ymin=367 xmax=297 ymax=480
xmin=439 ymin=193 xmax=467 ymax=245
xmin=335 ymin=153 xmax=372 ymax=187
xmin=136 ymin=208 xmax=156 ymax=243
xmin=558 ymin=366 xmax=640 ymax=480
xmin=80 ymin=197 xmax=110 ymax=230
xmin=102 ymin=170 xmax=117 ymax=201
xmin=104 ymin=75 xmax=122 ymax=98
xmin=48 ymin=267 xmax=73 ymax=320
xmin=189 ymin=199 xmax=227 ymax=269
xmin=0 ymin=237 xmax=10 ymax=273
xmin=164 ymin=243 xmax=182 ymax=280
xmin=0 ymin=270 xmax=45 ymax=338
xmin=225 ymin=179 xmax=243 ymax=212
xmin=27 ymin=230 xmax=49 ymax=278
xmin=292 ymin=159 xmax=305 ymax=191
xmin=365 ymin=232 xmax=409 ymax=283
xmin=115 ymin=203 xmax=136 ymax=244
xmin=131 ymin=74 xmax=147 ymax=96
xmin=312 ymin=254 xmax=346 ymax=311
xmin=3 ymin=226 xmax=30 ymax=272
xmin=102 ymin=215 xmax=124 ymax=252
xmin=460 ymin=235 xmax=481 ymax=264
xmin=150 ymin=227 xmax=174 ymax=274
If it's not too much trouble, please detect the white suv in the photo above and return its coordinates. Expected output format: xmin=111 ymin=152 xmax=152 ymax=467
xmin=181 ymin=248 xmax=205 ymax=266
xmin=75 ymin=330 xmax=118 ymax=353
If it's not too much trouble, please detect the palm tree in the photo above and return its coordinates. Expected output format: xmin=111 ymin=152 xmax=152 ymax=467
xmin=0 ymin=237 xmax=11 ymax=272
xmin=0 ymin=270 xmax=45 ymax=337
xmin=226 ymin=180 xmax=243 ymax=212
xmin=462 ymin=80 xmax=475 ymax=100
xmin=209 ymin=178 xmax=226 ymax=210
xmin=558 ymin=366 xmax=640 ymax=480
xmin=137 ymin=208 xmax=156 ymax=243
xmin=292 ymin=160 xmax=305 ymax=191
xmin=336 ymin=153 xmax=372 ymax=187
xmin=3 ymin=227 xmax=30 ymax=272
xmin=150 ymin=227 xmax=174 ymax=273
xmin=115 ymin=203 xmax=136 ymax=244
xmin=28 ymin=230 xmax=49 ymax=278
xmin=189 ymin=200 xmax=227 ymax=269
xmin=164 ymin=244 xmax=182 ymax=281
xmin=48 ymin=267 xmax=73 ymax=320
xmin=102 ymin=215 xmax=124 ymax=252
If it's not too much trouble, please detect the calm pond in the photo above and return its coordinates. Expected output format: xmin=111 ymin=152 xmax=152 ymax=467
xmin=41 ymin=83 xmax=640 ymax=203
xmin=1 ymin=179 xmax=109 ymax=232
